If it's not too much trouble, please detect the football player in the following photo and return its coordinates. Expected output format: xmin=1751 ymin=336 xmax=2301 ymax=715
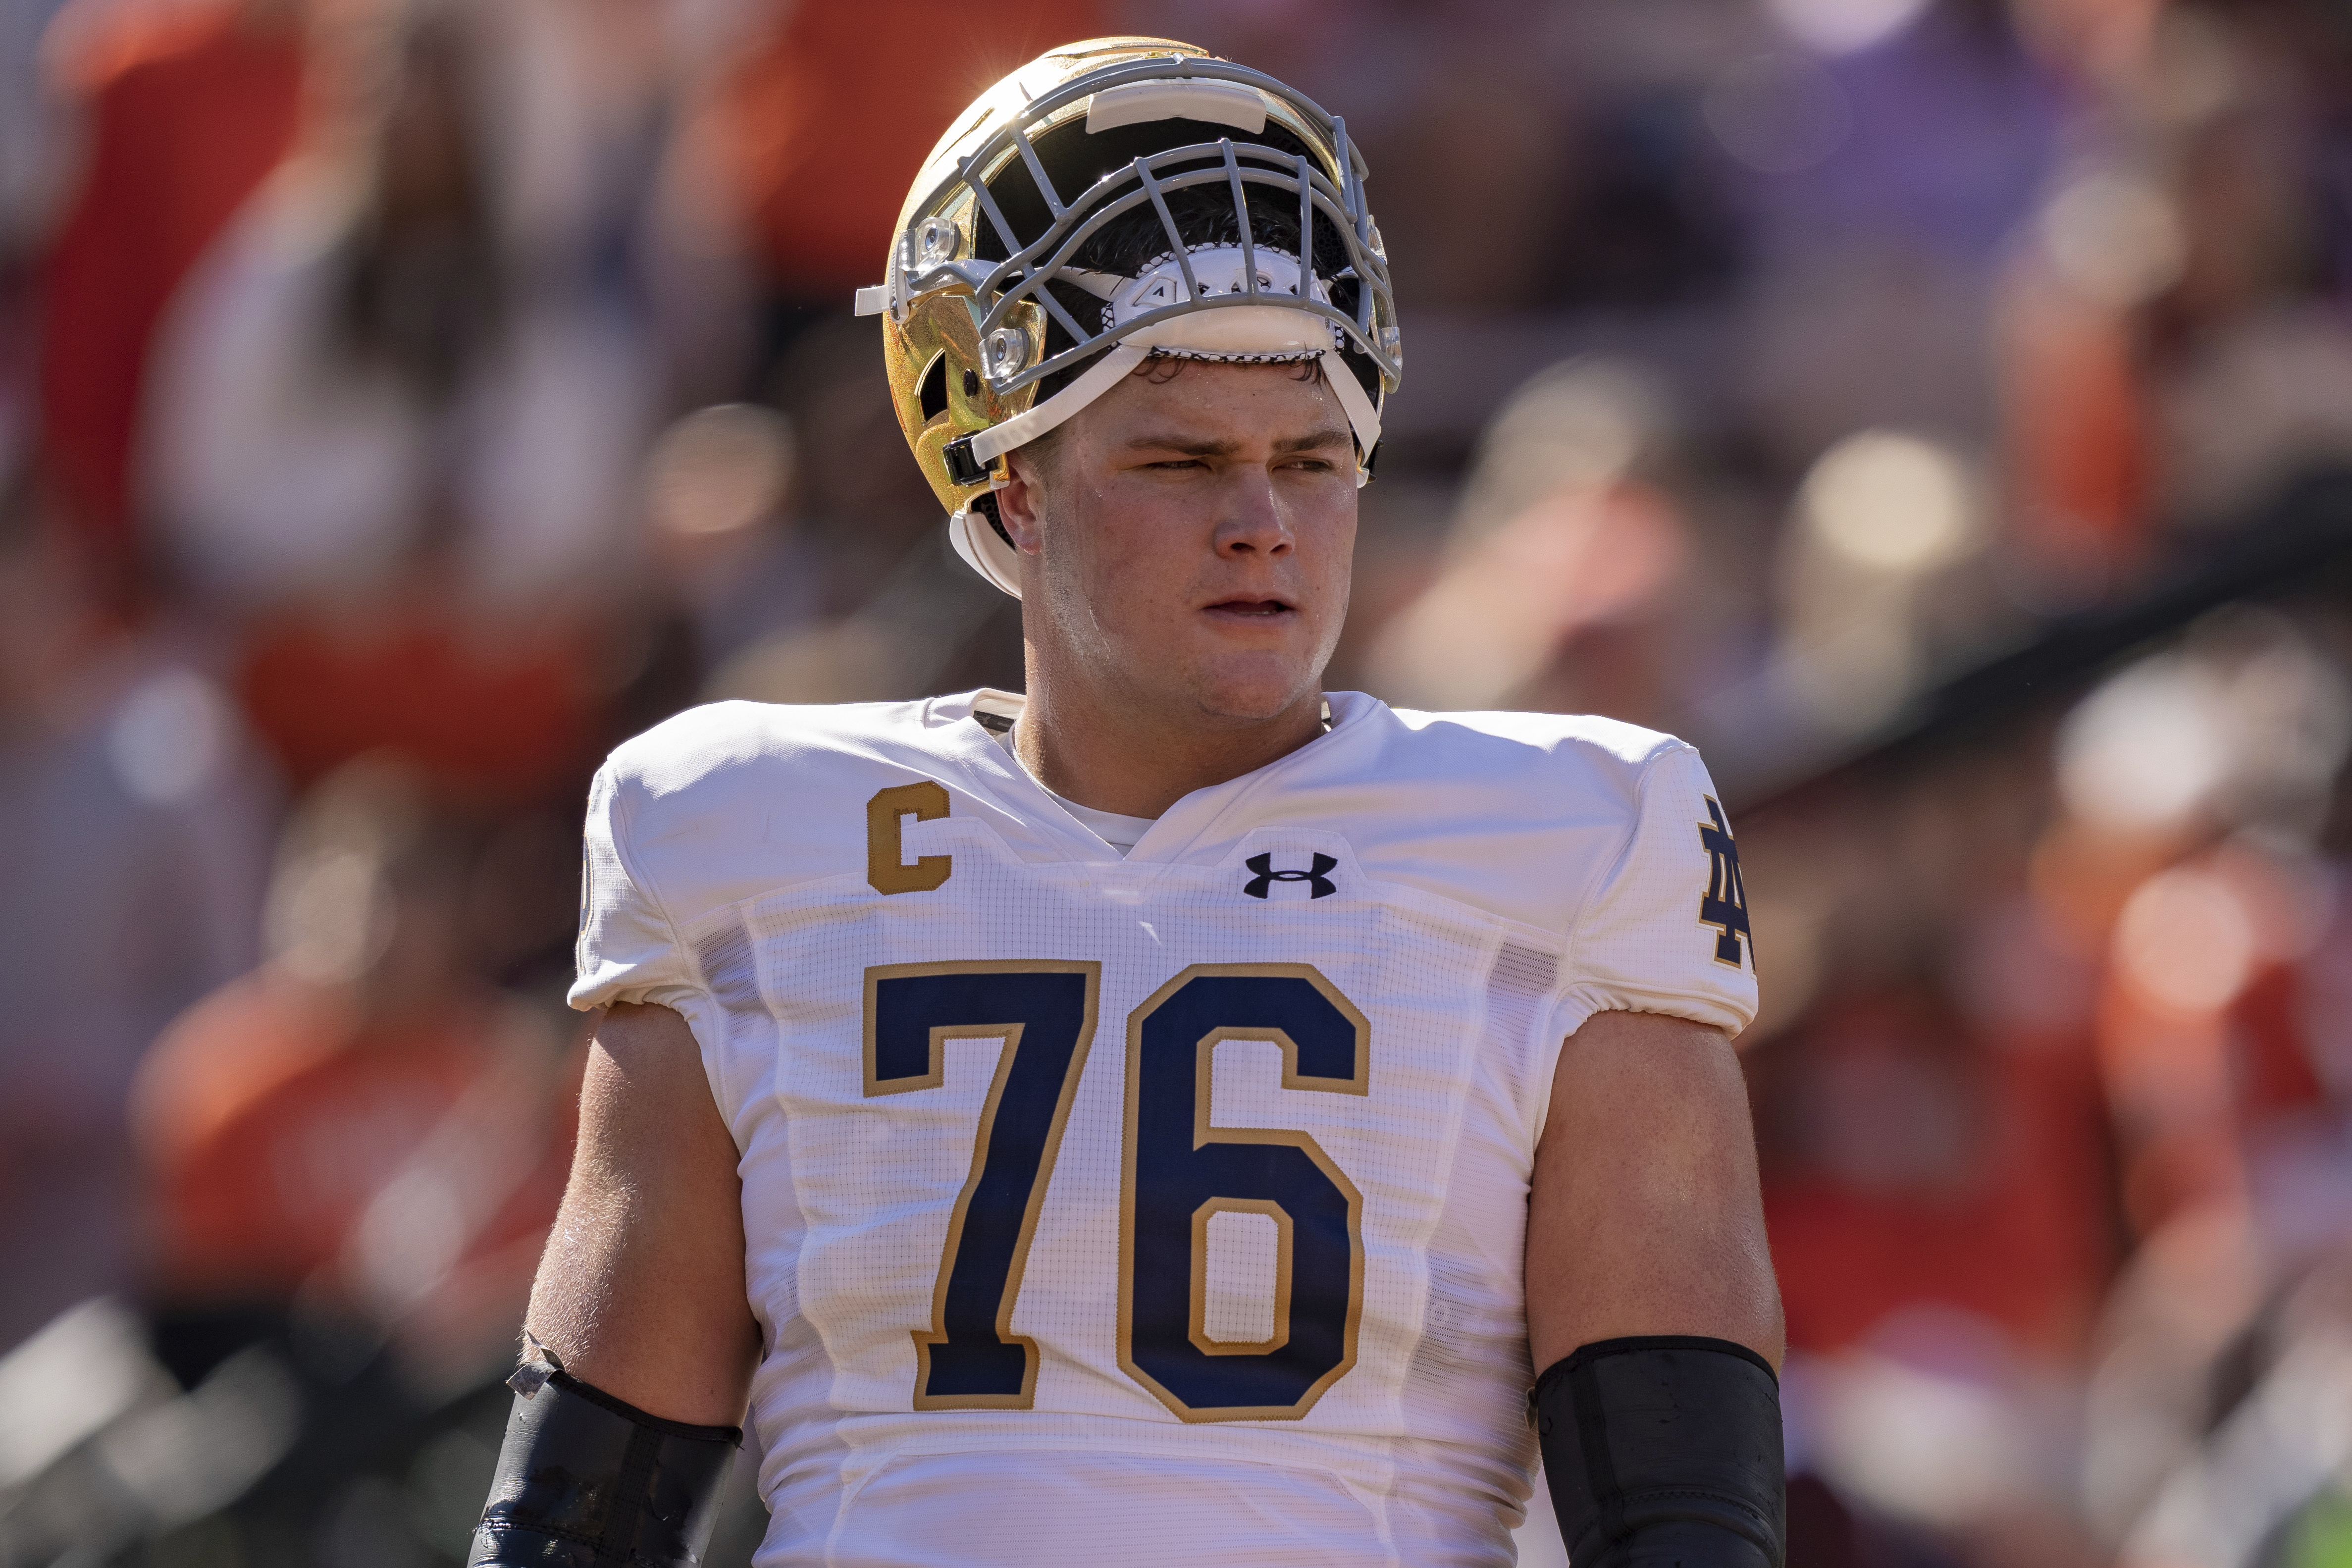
xmin=470 ymin=39 xmax=1783 ymax=1568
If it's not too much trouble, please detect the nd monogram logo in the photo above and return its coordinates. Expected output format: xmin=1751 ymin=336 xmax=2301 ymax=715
xmin=1244 ymin=852 xmax=1338 ymax=900
xmin=1697 ymin=796 xmax=1755 ymax=971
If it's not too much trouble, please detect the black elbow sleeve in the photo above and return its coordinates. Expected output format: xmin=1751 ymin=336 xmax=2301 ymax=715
xmin=469 ymin=1365 xmax=740 ymax=1568
xmin=1533 ymin=1335 xmax=1786 ymax=1568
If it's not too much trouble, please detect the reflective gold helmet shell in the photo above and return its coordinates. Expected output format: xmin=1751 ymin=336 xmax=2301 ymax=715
xmin=856 ymin=37 xmax=1402 ymax=596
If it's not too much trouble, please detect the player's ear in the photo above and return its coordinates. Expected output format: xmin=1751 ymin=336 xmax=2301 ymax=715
xmin=993 ymin=447 xmax=1049 ymax=556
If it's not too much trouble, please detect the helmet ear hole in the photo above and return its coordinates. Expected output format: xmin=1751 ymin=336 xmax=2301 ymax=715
xmin=962 ymin=369 xmax=980 ymax=399
xmin=970 ymin=491 xmax=1014 ymax=548
xmin=918 ymin=351 xmax=950 ymax=422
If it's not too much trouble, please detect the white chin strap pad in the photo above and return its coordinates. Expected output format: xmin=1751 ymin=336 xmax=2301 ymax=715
xmin=948 ymin=504 xmax=1025 ymax=597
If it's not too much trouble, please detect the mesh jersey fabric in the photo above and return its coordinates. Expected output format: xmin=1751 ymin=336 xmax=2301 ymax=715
xmin=571 ymin=689 xmax=1757 ymax=1567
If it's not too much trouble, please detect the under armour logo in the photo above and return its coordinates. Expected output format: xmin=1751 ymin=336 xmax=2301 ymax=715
xmin=1697 ymin=796 xmax=1755 ymax=971
xmin=1244 ymin=852 xmax=1338 ymax=900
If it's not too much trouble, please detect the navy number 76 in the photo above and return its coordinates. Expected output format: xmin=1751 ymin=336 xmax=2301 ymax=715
xmin=862 ymin=961 xmax=1368 ymax=1423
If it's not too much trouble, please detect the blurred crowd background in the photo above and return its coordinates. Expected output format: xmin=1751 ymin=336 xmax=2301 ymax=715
xmin=2 ymin=0 xmax=2351 ymax=1564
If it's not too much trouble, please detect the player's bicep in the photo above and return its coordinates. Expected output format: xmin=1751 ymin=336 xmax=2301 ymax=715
xmin=1524 ymin=1008 xmax=1782 ymax=1373
xmin=525 ymin=1001 xmax=758 ymax=1426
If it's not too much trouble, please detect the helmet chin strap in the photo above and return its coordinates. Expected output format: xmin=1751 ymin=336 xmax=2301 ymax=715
xmin=947 ymin=505 xmax=1026 ymax=597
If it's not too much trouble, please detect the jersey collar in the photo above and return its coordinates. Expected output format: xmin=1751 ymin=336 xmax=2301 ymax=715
xmin=925 ymin=688 xmax=1383 ymax=867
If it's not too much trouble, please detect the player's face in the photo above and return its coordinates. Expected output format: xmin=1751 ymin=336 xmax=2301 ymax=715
xmin=1003 ymin=361 xmax=1357 ymax=725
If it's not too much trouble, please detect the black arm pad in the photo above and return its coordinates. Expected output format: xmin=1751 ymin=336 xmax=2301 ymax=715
xmin=469 ymin=1368 xmax=740 ymax=1568
xmin=1533 ymin=1335 xmax=1786 ymax=1568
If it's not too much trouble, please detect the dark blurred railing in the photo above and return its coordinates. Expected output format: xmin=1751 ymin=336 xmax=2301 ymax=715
xmin=1735 ymin=465 xmax=2352 ymax=821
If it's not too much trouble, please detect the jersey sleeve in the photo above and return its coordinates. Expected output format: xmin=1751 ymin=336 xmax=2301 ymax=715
xmin=569 ymin=760 xmax=700 ymax=1013
xmin=1556 ymin=743 xmax=1760 ymax=1039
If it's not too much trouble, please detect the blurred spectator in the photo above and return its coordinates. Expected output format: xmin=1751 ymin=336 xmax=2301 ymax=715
xmin=1995 ymin=160 xmax=2162 ymax=600
xmin=0 ymin=744 xmax=577 ymax=1564
xmin=700 ymin=0 xmax=1104 ymax=329
xmin=0 ymin=506 xmax=270 ymax=1355
xmin=1365 ymin=358 xmax=1724 ymax=729
xmin=1756 ymin=425 xmax=2008 ymax=756
xmin=1375 ymin=47 xmax=1581 ymax=314
xmin=2047 ymin=614 xmax=2350 ymax=1223
xmin=1759 ymin=981 xmax=2110 ymax=1359
xmin=3 ymin=0 xmax=2352 ymax=1561
xmin=1730 ymin=0 xmax=2062 ymax=465
xmin=611 ymin=398 xmax=821 ymax=732
xmin=642 ymin=402 xmax=814 ymax=670
xmin=36 ymin=0 xmax=306 ymax=600
xmin=1737 ymin=597 xmax=2352 ymax=1568
xmin=139 ymin=2 xmax=679 ymax=801
xmin=2144 ymin=5 xmax=2352 ymax=533
xmin=2115 ymin=1249 xmax=2352 ymax=1568
xmin=2051 ymin=613 xmax=2352 ymax=1566
xmin=132 ymin=756 xmax=572 ymax=1382
xmin=704 ymin=315 xmax=1023 ymax=705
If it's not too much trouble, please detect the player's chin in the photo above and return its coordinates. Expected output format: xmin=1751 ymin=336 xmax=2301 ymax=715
xmin=1187 ymin=605 xmax=1316 ymax=679
xmin=1179 ymin=645 xmax=1323 ymax=723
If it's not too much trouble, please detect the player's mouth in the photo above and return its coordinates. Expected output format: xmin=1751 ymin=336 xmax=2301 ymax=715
xmin=1202 ymin=596 xmax=1296 ymax=621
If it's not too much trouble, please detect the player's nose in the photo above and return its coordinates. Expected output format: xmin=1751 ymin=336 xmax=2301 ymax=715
xmin=1211 ymin=470 xmax=1293 ymax=559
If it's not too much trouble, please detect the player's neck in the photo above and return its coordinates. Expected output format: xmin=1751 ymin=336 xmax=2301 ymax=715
xmin=1013 ymin=666 xmax=1325 ymax=821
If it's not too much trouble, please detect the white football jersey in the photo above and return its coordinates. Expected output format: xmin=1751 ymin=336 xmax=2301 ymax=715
xmin=572 ymin=689 xmax=1758 ymax=1568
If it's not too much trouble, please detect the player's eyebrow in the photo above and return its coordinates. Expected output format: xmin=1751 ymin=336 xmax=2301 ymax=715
xmin=1273 ymin=426 xmax=1353 ymax=455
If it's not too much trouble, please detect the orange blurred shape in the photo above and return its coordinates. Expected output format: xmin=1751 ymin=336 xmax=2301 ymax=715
xmin=1997 ymin=262 xmax=2151 ymax=591
xmin=2091 ymin=845 xmax=2331 ymax=1234
xmin=705 ymin=0 xmax=1106 ymax=299
xmin=2008 ymin=0 xmax=2163 ymax=82
xmin=2028 ymin=818 xmax=2176 ymax=957
xmin=2230 ymin=961 xmax=2327 ymax=1128
xmin=236 ymin=600 xmax=599 ymax=806
xmin=131 ymin=971 xmax=547 ymax=1307
xmin=38 ymin=0 xmax=305 ymax=593
xmin=1764 ymin=990 xmax=2111 ymax=1359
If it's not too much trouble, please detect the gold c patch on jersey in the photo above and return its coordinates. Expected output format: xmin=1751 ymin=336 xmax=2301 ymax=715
xmin=868 ymin=781 xmax=954 ymax=895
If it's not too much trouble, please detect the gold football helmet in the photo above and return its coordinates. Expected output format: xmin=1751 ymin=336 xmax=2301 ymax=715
xmin=856 ymin=37 xmax=1402 ymax=596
